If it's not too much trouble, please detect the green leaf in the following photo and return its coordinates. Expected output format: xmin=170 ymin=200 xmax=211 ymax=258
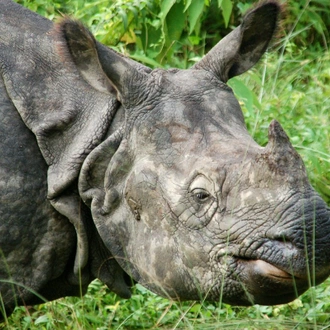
xmin=165 ymin=1 xmax=186 ymax=46
xmin=221 ymin=0 xmax=233 ymax=27
xmin=184 ymin=0 xmax=192 ymax=13
xmin=188 ymin=35 xmax=201 ymax=46
xmin=138 ymin=21 xmax=162 ymax=54
xmin=128 ymin=5 xmax=138 ymax=24
xmin=228 ymin=78 xmax=256 ymax=115
xmin=306 ymin=10 xmax=325 ymax=35
xmin=160 ymin=0 xmax=176 ymax=23
xmin=189 ymin=303 xmax=202 ymax=313
xmin=35 ymin=315 xmax=49 ymax=325
xmin=187 ymin=0 xmax=205 ymax=34
xmin=118 ymin=8 xmax=128 ymax=31
xmin=130 ymin=53 xmax=163 ymax=68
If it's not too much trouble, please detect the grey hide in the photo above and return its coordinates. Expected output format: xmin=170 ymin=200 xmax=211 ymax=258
xmin=0 ymin=0 xmax=330 ymax=318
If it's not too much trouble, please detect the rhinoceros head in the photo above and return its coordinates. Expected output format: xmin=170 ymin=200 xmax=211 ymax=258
xmin=57 ymin=1 xmax=330 ymax=305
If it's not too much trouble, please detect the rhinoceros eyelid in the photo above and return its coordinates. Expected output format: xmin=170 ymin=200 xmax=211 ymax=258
xmin=189 ymin=174 xmax=213 ymax=192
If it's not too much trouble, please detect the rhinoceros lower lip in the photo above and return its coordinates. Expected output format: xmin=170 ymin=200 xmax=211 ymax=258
xmin=247 ymin=259 xmax=294 ymax=280
xmin=236 ymin=258 xmax=301 ymax=281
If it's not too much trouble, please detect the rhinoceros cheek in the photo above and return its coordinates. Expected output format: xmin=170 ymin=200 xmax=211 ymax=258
xmin=95 ymin=181 xmax=214 ymax=299
xmin=127 ymin=226 xmax=216 ymax=299
xmin=134 ymin=243 xmax=199 ymax=299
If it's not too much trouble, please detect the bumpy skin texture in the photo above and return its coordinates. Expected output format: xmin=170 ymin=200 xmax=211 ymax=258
xmin=0 ymin=0 xmax=330 ymax=319
xmin=0 ymin=73 xmax=77 ymax=309
xmin=0 ymin=0 xmax=130 ymax=317
xmin=0 ymin=2 xmax=79 ymax=312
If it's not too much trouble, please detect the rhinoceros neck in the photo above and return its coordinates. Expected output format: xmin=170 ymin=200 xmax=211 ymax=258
xmin=0 ymin=0 xmax=51 ymax=34
xmin=0 ymin=5 xmax=121 ymax=200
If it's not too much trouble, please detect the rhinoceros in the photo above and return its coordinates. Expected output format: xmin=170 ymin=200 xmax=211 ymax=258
xmin=0 ymin=0 xmax=329 ymax=318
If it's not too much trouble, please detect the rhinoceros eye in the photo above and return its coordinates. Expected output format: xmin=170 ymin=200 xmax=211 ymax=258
xmin=192 ymin=188 xmax=210 ymax=203
xmin=169 ymin=173 xmax=218 ymax=229
xmin=172 ymin=174 xmax=218 ymax=229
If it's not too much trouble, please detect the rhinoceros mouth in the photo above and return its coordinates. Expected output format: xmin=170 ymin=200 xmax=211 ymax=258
xmin=232 ymin=258 xmax=311 ymax=305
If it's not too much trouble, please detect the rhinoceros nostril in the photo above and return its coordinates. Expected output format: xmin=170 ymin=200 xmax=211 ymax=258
xmin=273 ymin=235 xmax=286 ymax=243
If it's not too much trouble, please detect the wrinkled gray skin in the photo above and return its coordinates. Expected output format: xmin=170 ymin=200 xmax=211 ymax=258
xmin=1 ymin=0 xmax=330 ymax=318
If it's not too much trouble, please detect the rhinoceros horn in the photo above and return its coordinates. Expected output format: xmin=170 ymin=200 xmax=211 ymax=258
xmin=261 ymin=120 xmax=307 ymax=178
xmin=193 ymin=1 xmax=280 ymax=82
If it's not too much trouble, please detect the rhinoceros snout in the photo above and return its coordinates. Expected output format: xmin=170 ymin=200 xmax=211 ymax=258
xmin=232 ymin=235 xmax=330 ymax=305
xmin=225 ymin=192 xmax=330 ymax=306
xmin=276 ymin=197 xmax=330 ymax=273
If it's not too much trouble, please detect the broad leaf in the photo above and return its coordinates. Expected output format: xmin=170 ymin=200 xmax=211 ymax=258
xmin=188 ymin=0 xmax=205 ymax=35
xmin=221 ymin=0 xmax=233 ymax=27
xmin=160 ymin=0 xmax=176 ymax=24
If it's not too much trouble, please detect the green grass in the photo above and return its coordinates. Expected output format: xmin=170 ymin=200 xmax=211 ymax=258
xmin=3 ymin=278 xmax=330 ymax=329
xmin=3 ymin=1 xmax=330 ymax=329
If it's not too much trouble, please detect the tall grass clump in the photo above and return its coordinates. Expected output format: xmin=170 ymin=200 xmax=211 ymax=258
xmin=3 ymin=0 xmax=330 ymax=329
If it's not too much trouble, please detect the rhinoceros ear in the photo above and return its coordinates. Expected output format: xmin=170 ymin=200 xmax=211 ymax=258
xmin=56 ymin=18 xmax=150 ymax=102
xmin=193 ymin=1 xmax=280 ymax=82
